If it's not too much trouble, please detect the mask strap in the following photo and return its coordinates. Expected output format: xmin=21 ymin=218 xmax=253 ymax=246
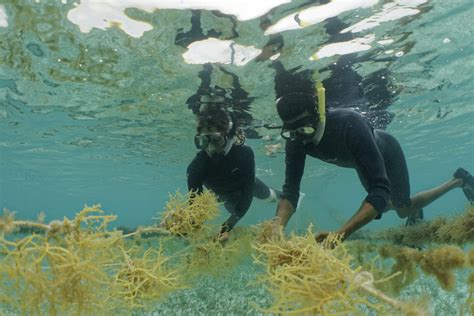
xmin=226 ymin=111 xmax=234 ymax=134
xmin=223 ymin=112 xmax=236 ymax=155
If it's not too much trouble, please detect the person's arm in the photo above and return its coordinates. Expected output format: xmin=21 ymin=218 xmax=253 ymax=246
xmin=219 ymin=147 xmax=256 ymax=234
xmin=275 ymin=140 xmax=306 ymax=227
xmin=219 ymin=214 xmax=241 ymax=235
xmin=186 ymin=151 xmax=208 ymax=196
xmin=274 ymin=198 xmax=295 ymax=227
xmin=336 ymin=201 xmax=378 ymax=239
xmin=315 ymin=200 xmax=379 ymax=243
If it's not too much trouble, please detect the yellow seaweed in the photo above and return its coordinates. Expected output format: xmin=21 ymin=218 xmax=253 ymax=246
xmin=1 ymin=196 xmax=472 ymax=315
xmin=357 ymin=243 xmax=472 ymax=293
xmin=158 ymin=190 xmax=220 ymax=237
xmin=111 ymin=245 xmax=183 ymax=309
xmin=373 ymin=205 xmax=474 ymax=246
xmin=0 ymin=204 xmax=182 ymax=315
xmin=252 ymin=225 xmax=423 ymax=315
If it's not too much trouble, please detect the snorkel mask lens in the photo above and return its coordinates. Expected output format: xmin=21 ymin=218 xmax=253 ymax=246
xmin=281 ymin=130 xmax=296 ymax=140
xmin=194 ymin=133 xmax=227 ymax=150
xmin=299 ymin=126 xmax=316 ymax=135
xmin=281 ymin=126 xmax=316 ymax=140
xmin=208 ymin=133 xmax=226 ymax=148
xmin=194 ymin=134 xmax=207 ymax=149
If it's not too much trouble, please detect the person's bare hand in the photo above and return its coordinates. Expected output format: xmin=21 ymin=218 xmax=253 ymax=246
xmin=314 ymin=231 xmax=344 ymax=249
xmin=217 ymin=231 xmax=230 ymax=243
xmin=315 ymin=231 xmax=330 ymax=243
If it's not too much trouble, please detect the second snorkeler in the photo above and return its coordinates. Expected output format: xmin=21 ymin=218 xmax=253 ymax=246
xmin=187 ymin=103 xmax=281 ymax=242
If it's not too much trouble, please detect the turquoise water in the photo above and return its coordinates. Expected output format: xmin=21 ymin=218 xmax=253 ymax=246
xmin=0 ymin=0 xmax=473 ymax=314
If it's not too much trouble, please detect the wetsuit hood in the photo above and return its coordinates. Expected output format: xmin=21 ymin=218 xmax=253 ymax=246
xmin=276 ymin=92 xmax=318 ymax=129
xmin=277 ymin=91 xmax=326 ymax=145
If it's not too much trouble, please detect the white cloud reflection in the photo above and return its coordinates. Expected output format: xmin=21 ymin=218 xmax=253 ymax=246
xmin=341 ymin=0 xmax=428 ymax=33
xmin=67 ymin=1 xmax=153 ymax=38
xmin=0 ymin=5 xmax=8 ymax=28
xmin=310 ymin=34 xmax=375 ymax=60
xmin=67 ymin=0 xmax=291 ymax=37
xmin=265 ymin=0 xmax=378 ymax=35
xmin=377 ymin=38 xmax=394 ymax=45
xmin=182 ymin=38 xmax=261 ymax=66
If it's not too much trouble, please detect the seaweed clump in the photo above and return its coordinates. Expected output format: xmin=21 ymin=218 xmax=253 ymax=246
xmin=466 ymin=272 xmax=474 ymax=315
xmin=253 ymin=225 xmax=423 ymax=315
xmin=156 ymin=190 xmax=254 ymax=278
xmin=112 ymin=246 xmax=182 ymax=308
xmin=253 ymin=219 xmax=283 ymax=245
xmin=181 ymin=230 xmax=252 ymax=278
xmin=374 ymin=244 xmax=471 ymax=293
xmin=0 ymin=205 xmax=182 ymax=315
xmin=158 ymin=190 xmax=220 ymax=237
xmin=372 ymin=205 xmax=474 ymax=246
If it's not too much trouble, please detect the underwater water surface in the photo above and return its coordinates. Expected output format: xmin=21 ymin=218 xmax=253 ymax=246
xmin=0 ymin=0 xmax=473 ymax=315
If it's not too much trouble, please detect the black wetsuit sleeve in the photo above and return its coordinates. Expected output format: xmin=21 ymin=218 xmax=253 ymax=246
xmin=220 ymin=214 xmax=241 ymax=233
xmin=346 ymin=118 xmax=391 ymax=217
xmin=220 ymin=147 xmax=255 ymax=232
xmin=186 ymin=151 xmax=208 ymax=194
xmin=282 ymin=140 xmax=306 ymax=209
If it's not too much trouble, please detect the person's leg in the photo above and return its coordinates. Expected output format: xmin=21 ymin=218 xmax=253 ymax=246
xmin=253 ymin=177 xmax=282 ymax=202
xmin=377 ymin=130 xmax=471 ymax=223
xmin=377 ymin=131 xmax=474 ymax=218
xmin=374 ymin=130 xmax=420 ymax=224
xmin=395 ymin=177 xmax=462 ymax=218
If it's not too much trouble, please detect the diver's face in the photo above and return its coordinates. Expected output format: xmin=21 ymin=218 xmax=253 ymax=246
xmin=194 ymin=126 xmax=228 ymax=157
xmin=280 ymin=112 xmax=317 ymax=142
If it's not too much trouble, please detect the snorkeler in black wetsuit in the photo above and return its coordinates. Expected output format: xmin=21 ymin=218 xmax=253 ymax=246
xmin=187 ymin=104 xmax=281 ymax=241
xmin=273 ymin=92 xmax=474 ymax=242
xmin=255 ymin=11 xmax=435 ymax=231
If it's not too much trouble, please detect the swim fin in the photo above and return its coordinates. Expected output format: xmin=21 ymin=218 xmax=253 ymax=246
xmin=454 ymin=167 xmax=474 ymax=203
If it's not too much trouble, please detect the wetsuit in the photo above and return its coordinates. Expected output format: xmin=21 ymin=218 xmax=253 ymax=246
xmin=187 ymin=144 xmax=272 ymax=232
xmin=283 ymin=108 xmax=411 ymax=218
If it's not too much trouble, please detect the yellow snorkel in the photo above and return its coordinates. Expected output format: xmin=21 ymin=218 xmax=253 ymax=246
xmin=312 ymin=67 xmax=326 ymax=145
xmin=296 ymin=16 xmax=326 ymax=143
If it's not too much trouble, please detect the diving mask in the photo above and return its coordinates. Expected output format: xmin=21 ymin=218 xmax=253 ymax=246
xmin=194 ymin=132 xmax=228 ymax=150
xmin=277 ymin=79 xmax=326 ymax=145
xmin=280 ymin=111 xmax=317 ymax=141
xmin=281 ymin=126 xmax=316 ymax=140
